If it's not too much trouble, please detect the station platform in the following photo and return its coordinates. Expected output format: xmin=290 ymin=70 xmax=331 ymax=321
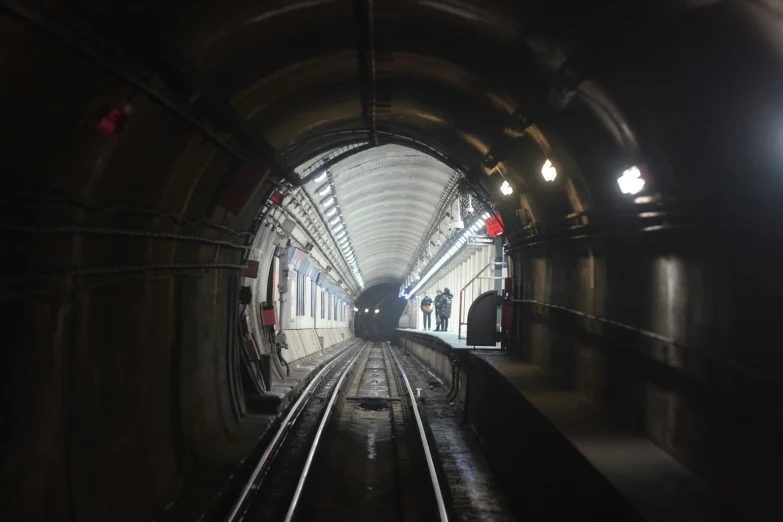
xmin=394 ymin=328 xmax=733 ymax=521
xmin=466 ymin=352 xmax=735 ymax=521
xmin=396 ymin=327 xmax=501 ymax=350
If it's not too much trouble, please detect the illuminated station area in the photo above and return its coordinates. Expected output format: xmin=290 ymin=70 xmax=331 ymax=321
xmin=4 ymin=2 xmax=781 ymax=522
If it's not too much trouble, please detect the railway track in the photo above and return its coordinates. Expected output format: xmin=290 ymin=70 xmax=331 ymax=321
xmin=225 ymin=340 xmax=448 ymax=522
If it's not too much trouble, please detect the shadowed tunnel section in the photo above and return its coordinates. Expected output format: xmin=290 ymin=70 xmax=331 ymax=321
xmin=2 ymin=1 xmax=783 ymax=520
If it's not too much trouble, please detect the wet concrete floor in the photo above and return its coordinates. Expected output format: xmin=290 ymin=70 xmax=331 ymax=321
xmin=391 ymin=345 xmax=515 ymax=522
xmin=298 ymin=343 xmax=436 ymax=522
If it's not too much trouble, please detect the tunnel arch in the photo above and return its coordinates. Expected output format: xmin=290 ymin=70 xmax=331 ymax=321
xmin=4 ymin=1 xmax=783 ymax=521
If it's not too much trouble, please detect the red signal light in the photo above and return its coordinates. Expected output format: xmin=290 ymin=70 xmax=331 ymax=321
xmin=95 ymin=104 xmax=127 ymax=135
xmin=484 ymin=214 xmax=504 ymax=237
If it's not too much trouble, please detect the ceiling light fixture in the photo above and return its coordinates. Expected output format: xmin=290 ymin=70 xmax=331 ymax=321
xmin=405 ymin=213 xmax=488 ymax=297
xmin=316 ymin=183 xmax=331 ymax=196
xmin=313 ymin=171 xmax=328 ymax=183
xmin=321 ymin=195 xmax=335 ymax=207
xmin=541 ymin=159 xmax=557 ymax=182
xmin=500 ymin=180 xmax=513 ymax=195
xmin=618 ymin=166 xmax=645 ymax=195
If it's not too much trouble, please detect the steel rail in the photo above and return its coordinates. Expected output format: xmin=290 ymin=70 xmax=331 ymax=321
xmin=225 ymin=340 xmax=363 ymax=522
xmin=282 ymin=342 xmax=366 ymax=522
xmin=388 ymin=345 xmax=449 ymax=522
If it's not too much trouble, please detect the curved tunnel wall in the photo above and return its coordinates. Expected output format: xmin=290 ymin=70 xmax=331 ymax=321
xmin=2 ymin=8 xmax=271 ymax=520
xmin=2 ymin=1 xmax=783 ymax=520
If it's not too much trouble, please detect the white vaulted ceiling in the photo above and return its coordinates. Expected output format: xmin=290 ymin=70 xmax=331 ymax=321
xmin=303 ymin=144 xmax=458 ymax=288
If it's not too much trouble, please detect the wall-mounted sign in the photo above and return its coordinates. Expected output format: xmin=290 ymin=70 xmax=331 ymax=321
xmin=286 ymin=246 xmax=309 ymax=270
xmin=270 ymin=190 xmax=284 ymax=205
xmin=484 ymin=214 xmax=504 ymax=237
xmin=241 ymin=260 xmax=260 ymax=279
xmin=468 ymin=235 xmax=493 ymax=245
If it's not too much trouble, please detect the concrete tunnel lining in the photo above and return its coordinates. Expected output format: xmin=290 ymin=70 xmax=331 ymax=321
xmin=298 ymin=144 xmax=460 ymax=288
xmin=2 ymin=1 xmax=783 ymax=521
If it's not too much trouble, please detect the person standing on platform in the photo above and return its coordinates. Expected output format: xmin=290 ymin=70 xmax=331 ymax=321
xmin=440 ymin=288 xmax=453 ymax=331
xmin=420 ymin=293 xmax=433 ymax=330
xmin=433 ymin=289 xmax=444 ymax=331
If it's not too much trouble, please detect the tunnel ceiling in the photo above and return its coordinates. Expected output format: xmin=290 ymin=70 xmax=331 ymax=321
xmin=304 ymin=144 xmax=459 ymax=287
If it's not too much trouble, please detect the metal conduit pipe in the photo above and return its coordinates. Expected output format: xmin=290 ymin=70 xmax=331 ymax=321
xmin=0 ymin=224 xmax=251 ymax=250
xmin=275 ymin=206 xmax=359 ymax=296
xmin=289 ymin=187 xmax=355 ymax=281
xmin=444 ymin=354 xmax=461 ymax=403
xmin=291 ymin=143 xmax=376 ymax=186
xmin=4 ymin=262 xmax=247 ymax=285
xmin=249 ymin=223 xmax=275 ymax=352
xmin=237 ymin=305 xmax=267 ymax=395
xmin=7 ymin=187 xmax=257 ymax=238
xmin=291 ymin=190 xmax=354 ymax=281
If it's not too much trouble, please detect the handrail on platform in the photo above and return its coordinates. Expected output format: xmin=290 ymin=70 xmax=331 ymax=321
xmin=458 ymin=261 xmax=504 ymax=340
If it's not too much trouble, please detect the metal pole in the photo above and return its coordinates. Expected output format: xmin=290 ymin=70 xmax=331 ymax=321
xmin=494 ymin=236 xmax=503 ymax=328
xmin=458 ymin=291 xmax=463 ymax=339
xmin=277 ymin=246 xmax=290 ymax=348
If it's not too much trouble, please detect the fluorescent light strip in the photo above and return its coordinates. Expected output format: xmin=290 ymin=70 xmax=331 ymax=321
xmin=312 ymin=170 xmax=364 ymax=291
xmin=406 ymin=216 xmax=486 ymax=297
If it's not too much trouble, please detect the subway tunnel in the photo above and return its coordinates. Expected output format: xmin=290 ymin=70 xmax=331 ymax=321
xmin=2 ymin=0 xmax=783 ymax=520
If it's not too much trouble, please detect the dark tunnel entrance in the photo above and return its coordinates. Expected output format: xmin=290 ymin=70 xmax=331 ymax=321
xmin=3 ymin=1 xmax=783 ymax=521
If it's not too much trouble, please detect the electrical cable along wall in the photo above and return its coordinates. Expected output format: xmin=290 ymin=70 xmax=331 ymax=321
xmin=3 ymin=1 xmax=783 ymax=521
